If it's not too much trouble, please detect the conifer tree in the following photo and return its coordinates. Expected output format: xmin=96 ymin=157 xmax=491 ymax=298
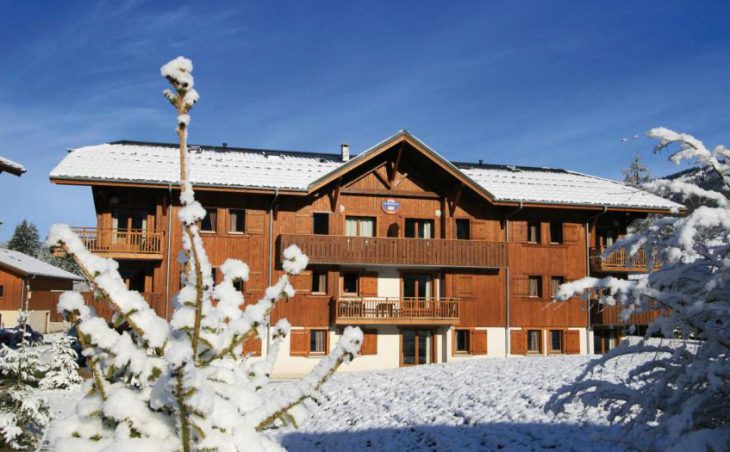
xmin=6 ymin=220 xmax=42 ymax=257
xmin=39 ymin=336 xmax=83 ymax=390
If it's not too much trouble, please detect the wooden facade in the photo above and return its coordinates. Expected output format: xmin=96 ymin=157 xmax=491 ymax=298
xmin=0 ymin=267 xmax=75 ymax=330
xmin=52 ymin=134 xmax=668 ymax=363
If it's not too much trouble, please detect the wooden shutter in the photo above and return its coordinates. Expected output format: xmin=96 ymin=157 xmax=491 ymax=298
xmin=360 ymin=329 xmax=378 ymax=355
xmin=242 ymin=336 xmax=262 ymax=356
xmin=360 ymin=272 xmax=378 ymax=297
xmin=290 ymin=330 xmax=309 ymax=356
xmin=246 ymin=210 xmax=265 ymax=234
xmin=564 ymin=223 xmax=580 ymax=243
xmin=470 ymin=329 xmax=488 ymax=355
xmin=454 ymin=275 xmax=474 ymax=298
xmin=565 ymin=330 xmax=581 ymax=354
xmin=295 ymin=213 xmax=311 ymax=234
xmin=471 ymin=220 xmax=488 ymax=240
xmin=512 ymin=275 xmax=530 ymax=298
xmin=291 ymin=271 xmax=312 ymax=293
xmin=510 ymin=330 xmax=527 ymax=355
xmin=512 ymin=221 xmax=528 ymax=242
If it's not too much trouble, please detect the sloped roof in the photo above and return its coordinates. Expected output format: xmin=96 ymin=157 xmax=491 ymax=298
xmin=50 ymin=133 xmax=683 ymax=212
xmin=0 ymin=249 xmax=83 ymax=280
xmin=0 ymin=155 xmax=26 ymax=176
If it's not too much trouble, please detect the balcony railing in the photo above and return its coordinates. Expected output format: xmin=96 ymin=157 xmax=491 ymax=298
xmin=82 ymin=292 xmax=166 ymax=320
xmin=590 ymin=247 xmax=661 ymax=273
xmin=280 ymin=234 xmax=506 ymax=268
xmin=334 ymin=297 xmax=460 ymax=325
xmin=61 ymin=227 xmax=165 ymax=259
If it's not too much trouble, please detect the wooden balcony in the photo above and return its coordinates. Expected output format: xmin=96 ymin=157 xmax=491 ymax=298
xmin=590 ymin=247 xmax=660 ymax=273
xmin=280 ymin=234 xmax=506 ymax=268
xmin=82 ymin=292 xmax=166 ymax=320
xmin=58 ymin=227 xmax=165 ymax=260
xmin=334 ymin=297 xmax=460 ymax=325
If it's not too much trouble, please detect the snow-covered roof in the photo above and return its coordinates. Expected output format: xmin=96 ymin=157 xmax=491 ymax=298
xmin=0 ymin=249 xmax=83 ymax=280
xmin=0 ymin=155 xmax=26 ymax=176
xmin=51 ymin=141 xmax=343 ymax=191
xmin=459 ymin=164 xmax=681 ymax=210
xmin=50 ymin=137 xmax=682 ymax=212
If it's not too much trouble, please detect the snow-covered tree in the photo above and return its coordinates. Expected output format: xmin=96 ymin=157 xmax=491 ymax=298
xmin=6 ymin=219 xmax=42 ymax=257
xmin=0 ymin=313 xmax=50 ymax=450
xmin=548 ymin=128 xmax=730 ymax=450
xmin=47 ymin=56 xmax=363 ymax=451
xmin=622 ymin=153 xmax=652 ymax=188
xmin=39 ymin=336 xmax=83 ymax=390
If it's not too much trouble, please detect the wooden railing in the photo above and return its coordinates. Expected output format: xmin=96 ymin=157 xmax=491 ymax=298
xmin=280 ymin=234 xmax=506 ymax=268
xmin=82 ymin=292 xmax=166 ymax=320
xmin=68 ymin=227 xmax=164 ymax=257
xmin=334 ymin=297 xmax=460 ymax=324
xmin=590 ymin=247 xmax=661 ymax=273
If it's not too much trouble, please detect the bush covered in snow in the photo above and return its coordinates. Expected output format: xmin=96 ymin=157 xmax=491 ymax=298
xmin=46 ymin=56 xmax=363 ymax=451
xmin=548 ymin=128 xmax=730 ymax=450
xmin=39 ymin=336 xmax=83 ymax=390
xmin=0 ymin=312 xmax=50 ymax=450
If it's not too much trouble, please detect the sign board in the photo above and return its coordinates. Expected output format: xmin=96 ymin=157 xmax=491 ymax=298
xmin=381 ymin=199 xmax=401 ymax=214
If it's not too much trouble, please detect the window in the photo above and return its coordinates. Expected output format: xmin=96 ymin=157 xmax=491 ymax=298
xmin=112 ymin=208 xmax=148 ymax=231
xmin=312 ymin=270 xmax=327 ymax=294
xmin=342 ymin=272 xmax=358 ymax=295
xmin=455 ymin=219 xmax=470 ymax=240
xmin=0 ymin=285 xmax=4 ymax=297
xmin=313 ymin=213 xmax=329 ymax=235
xmin=309 ymin=330 xmax=327 ymax=354
xmin=228 ymin=209 xmax=245 ymax=233
xmin=405 ymin=219 xmax=434 ymax=239
xmin=455 ymin=329 xmax=470 ymax=353
xmin=527 ymin=330 xmax=541 ymax=353
xmin=528 ymin=276 xmax=543 ymax=298
xmin=233 ymin=279 xmax=245 ymax=292
xmin=527 ymin=222 xmax=541 ymax=243
xmin=402 ymin=273 xmax=433 ymax=299
xmin=550 ymin=330 xmax=563 ymax=353
xmin=549 ymin=222 xmax=563 ymax=244
xmin=551 ymin=276 xmax=566 ymax=297
xmin=201 ymin=208 xmax=217 ymax=232
xmin=211 ymin=268 xmax=218 ymax=285
xmin=345 ymin=216 xmax=375 ymax=237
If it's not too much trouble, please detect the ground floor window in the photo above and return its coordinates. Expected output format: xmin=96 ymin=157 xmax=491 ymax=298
xmin=527 ymin=330 xmax=541 ymax=353
xmin=455 ymin=329 xmax=470 ymax=353
xmin=309 ymin=329 xmax=327 ymax=354
xmin=549 ymin=330 xmax=563 ymax=353
xmin=402 ymin=329 xmax=432 ymax=366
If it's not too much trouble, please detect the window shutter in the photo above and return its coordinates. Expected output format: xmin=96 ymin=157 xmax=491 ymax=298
xmin=512 ymin=221 xmax=528 ymax=242
xmin=454 ymin=275 xmax=474 ymax=298
xmin=471 ymin=220 xmax=488 ymax=240
xmin=565 ymin=330 xmax=581 ymax=354
xmin=246 ymin=210 xmax=265 ymax=234
xmin=470 ymin=329 xmax=488 ymax=355
xmin=292 ymin=271 xmax=312 ymax=293
xmin=360 ymin=329 xmax=378 ymax=355
xmin=510 ymin=330 xmax=527 ymax=355
xmin=451 ymin=329 xmax=457 ymax=355
xmin=564 ymin=223 xmax=580 ymax=243
xmin=290 ymin=330 xmax=309 ymax=356
xmin=512 ymin=275 xmax=530 ymax=298
xmin=242 ymin=336 xmax=262 ymax=356
xmin=295 ymin=214 xmax=311 ymax=234
xmin=360 ymin=272 xmax=378 ymax=297
xmin=244 ymin=271 xmax=264 ymax=299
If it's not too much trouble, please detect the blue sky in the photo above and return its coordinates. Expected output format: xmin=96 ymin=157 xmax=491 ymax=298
xmin=0 ymin=0 xmax=729 ymax=241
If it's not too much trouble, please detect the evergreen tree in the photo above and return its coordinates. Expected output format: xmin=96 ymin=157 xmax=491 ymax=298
xmin=6 ymin=220 xmax=42 ymax=257
xmin=39 ymin=336 xmax=82 ymax=390
xmin=622 ymin=154 xmax=652 ymax=188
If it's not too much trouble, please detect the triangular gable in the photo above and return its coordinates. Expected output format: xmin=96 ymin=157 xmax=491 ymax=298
xmin=306 ymin=130 xmax=497 ymax=204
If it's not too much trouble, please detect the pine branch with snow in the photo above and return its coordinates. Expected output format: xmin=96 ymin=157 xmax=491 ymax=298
xmin=39 ymin=336 xmax=83 ymax=390
xmin=46 ymin=56 xmax=363 ymax=452
xmin=547 ymin=128 xmax=730 ymax=450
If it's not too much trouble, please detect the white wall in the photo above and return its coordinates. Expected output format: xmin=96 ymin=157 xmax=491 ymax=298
xmin=0 ymin=309 xmax=49 ymax=333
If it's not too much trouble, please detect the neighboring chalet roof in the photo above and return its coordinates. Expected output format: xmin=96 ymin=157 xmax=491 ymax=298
xmin=0 ymin=155 xmax=26 ymax=176
xmin=50 ymin=131 xmax=683 ymax=212
xmin=0 ymin=248 xmax=82 ymax=280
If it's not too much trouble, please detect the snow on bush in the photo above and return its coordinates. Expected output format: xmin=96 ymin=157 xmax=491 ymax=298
xmin=548 ymin=128 xmax=730 ymax=451
xmin=0 ymin=312 xmax=50 ymax=450
xmin=39 ymin=336 xmax=83 ymax=390
xmin=46 ymin=56 xmax=363 ymax=451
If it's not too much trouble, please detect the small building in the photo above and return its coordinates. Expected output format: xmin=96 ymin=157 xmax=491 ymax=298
xmin=0 ymin=248 xmax=83 ymax=332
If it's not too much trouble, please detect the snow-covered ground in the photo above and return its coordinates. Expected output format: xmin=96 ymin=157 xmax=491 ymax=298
xmin=267 ymin=355 xmax=637 ymax=451
xmin=42 ymin=355 xmax=640 ymax=451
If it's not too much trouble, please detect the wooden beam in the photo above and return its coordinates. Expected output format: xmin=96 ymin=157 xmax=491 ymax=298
xmin=328 ymin=177 xmax=343 ymax=213
xmin=373 ymin=167 xmax=391 ymax=190
xmin=392 ymin=172 xmax=409 ymax=189
xmin=388 ymin=142 xmax=404 ymax=183
xmin=448 ymin=183 xmax=464 ymax=216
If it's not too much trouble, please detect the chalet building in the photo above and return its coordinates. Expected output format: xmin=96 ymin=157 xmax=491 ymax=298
xmin=49 ymin=130 xmax=681 ymax=374
xmin=0 ymin=248 xmax=83 ymax=332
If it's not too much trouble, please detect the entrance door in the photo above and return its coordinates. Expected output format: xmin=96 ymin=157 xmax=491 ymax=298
xmin=402 ymin=329 xmax=432 ymax=366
